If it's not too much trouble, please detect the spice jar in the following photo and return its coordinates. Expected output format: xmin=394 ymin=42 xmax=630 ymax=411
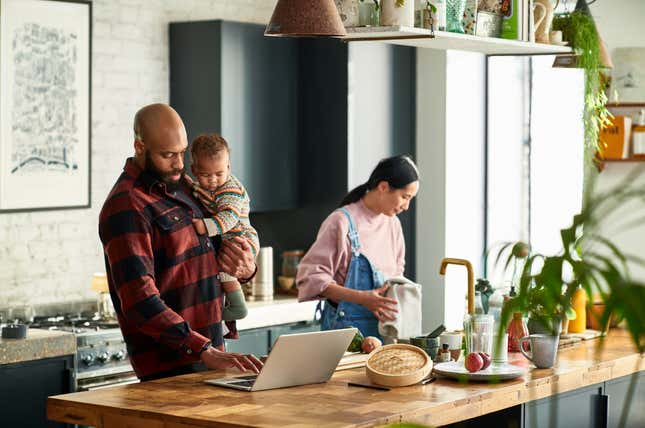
xmin=281 ymin=250 xmax=304 ymax=278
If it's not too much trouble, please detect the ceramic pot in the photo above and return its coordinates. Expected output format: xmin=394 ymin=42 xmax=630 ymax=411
xmin=527 ymin=316 xmax=563 ymax=336
xmin=380 ymin=0 xmax=415 ymax=26
xmin=534 ymin=0 xmax=559 ymax=44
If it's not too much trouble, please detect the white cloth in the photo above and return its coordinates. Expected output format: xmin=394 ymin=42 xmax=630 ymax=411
xmin=378 ymin=276 xmax=422 ymax=340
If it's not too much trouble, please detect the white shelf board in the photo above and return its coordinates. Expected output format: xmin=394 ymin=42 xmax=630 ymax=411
xmin=343 ymin=26 xmax=573 ymax=56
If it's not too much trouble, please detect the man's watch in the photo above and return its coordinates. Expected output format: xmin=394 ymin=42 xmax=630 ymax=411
xmin=199 ymin=341 xmax=212 ymax=356
xmin=238 ymin=263 xmax=258 ymax=284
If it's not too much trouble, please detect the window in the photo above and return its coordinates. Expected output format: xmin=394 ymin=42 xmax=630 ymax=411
xmin=486 ymin=55 xmax=585 ymax=286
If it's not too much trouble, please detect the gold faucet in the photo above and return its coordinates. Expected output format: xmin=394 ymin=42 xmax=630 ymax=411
xmin=439 ymin=258 xmax=475 ymax=315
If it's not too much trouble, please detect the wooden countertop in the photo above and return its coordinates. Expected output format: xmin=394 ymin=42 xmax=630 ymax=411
xmin=48 ymin=330 xmax=644 ymax=428
xmin=0 ymin=328 xmax=75 ymax=365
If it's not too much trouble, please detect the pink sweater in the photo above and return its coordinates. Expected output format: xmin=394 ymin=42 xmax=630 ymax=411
xmin=296 ymin=199 xmax=406 ymax=302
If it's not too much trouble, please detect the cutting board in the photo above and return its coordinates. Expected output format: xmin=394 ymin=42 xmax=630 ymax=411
xmin=336 ymin=352 xmax=369 ymax=371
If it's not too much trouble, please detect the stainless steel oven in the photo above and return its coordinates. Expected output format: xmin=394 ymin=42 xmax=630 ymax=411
xmin=31 ymin=315 xmax=138 ymax=391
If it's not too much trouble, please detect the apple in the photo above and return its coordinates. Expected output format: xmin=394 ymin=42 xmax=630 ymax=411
xmin=465 ymin=352 xmax=484 ymax=373
xmin=478 ymin=352 xmax=492 ymax=370
xmin=361 ymin=336 xmax=382 ymax=353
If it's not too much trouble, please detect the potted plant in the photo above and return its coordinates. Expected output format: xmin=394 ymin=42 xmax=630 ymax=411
xmin=552 ymin=5 xmax=613 ymax=157
xmin=494 ymin=169 xmax=645 ymax=355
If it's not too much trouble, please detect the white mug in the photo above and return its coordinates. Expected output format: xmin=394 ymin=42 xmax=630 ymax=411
xmin=550 ymin=30 xmax=563 ymax=44
xmin=439 ymin=331 xmax=462 ymax=350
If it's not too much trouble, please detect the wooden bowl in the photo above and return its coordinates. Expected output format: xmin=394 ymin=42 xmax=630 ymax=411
xmin=277 ymin=275 xmax=296 ymax=291
xmin=365 ymin=344 xmax=432 ymax=387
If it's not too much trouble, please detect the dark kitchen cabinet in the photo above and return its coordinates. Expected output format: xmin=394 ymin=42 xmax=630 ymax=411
xmin=269 ymin=320 xmax=320 ymax=351
xmin=224 ymin=327 xmax=270 ymax=356
xmin=224 ymin=320 xmax=320 ymax=356
xmin=170 ymin=20 xmax=299 ymax=212
xmin=523 ymin=383 xmax=605 ymax=428
xmin=606 ymin=372 xmax=645 ymax=428
xmin=0 ymin=354 xmax=74 ymax=428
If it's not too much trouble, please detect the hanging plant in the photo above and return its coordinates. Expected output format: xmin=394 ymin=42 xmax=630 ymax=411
xmin=552 ymin=11 xmax=613 ymax=157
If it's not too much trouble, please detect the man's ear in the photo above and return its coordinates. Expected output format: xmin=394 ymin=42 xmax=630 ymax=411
xmin=134 ymin=139 xmax=145 ymax=156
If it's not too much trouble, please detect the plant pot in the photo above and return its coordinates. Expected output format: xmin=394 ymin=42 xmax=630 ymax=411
xmin=586 ymin=303 xmax=615 ymax=333
xmin=380 ymin=0 xmax=414 ymax=26
xmin=528 ymin=316 xmax=563 ymax=336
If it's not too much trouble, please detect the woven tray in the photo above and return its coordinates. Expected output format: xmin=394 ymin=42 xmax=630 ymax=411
xmin=365 ymin=344 xmax=432 ymax=387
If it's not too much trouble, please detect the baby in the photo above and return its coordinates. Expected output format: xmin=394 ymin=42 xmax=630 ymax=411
xmin=189 ymin=133 xmax=259 ymax=324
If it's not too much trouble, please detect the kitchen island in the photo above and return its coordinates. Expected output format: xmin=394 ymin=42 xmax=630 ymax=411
xmin=47 ymin=330 xmax=644 ymax=427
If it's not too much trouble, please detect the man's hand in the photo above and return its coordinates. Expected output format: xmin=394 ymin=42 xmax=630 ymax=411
xmin=218 ymin=237 xmax=256 ymax=279
xmin=192 ymin=219 xmax=207 ymax=235
xmin=201 ymin=347 xmax=263 ymax=373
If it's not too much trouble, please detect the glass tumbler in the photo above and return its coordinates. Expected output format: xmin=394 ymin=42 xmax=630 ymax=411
xmin=445 ymin=0 xmax=466 ymax=33
xmin=463 ymin=314 xmax=494 ymax=355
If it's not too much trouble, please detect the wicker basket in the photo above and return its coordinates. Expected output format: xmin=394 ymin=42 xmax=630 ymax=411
xmin=365 ymin=344 xmax=432 ymax=387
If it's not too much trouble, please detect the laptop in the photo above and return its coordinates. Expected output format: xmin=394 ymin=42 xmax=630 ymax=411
xmin=204 ymin=327 xmax=357 ymax=392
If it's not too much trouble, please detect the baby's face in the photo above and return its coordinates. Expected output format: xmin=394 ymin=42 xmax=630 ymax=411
xmin=191 ymin=151 xmax=230 ymax=191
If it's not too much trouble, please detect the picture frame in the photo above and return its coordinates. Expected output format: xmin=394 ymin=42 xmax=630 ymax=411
xmin=0 ymin=0 xmax=91 ymax=212
xmin=609 ymin=47 xmax=645 ymax=104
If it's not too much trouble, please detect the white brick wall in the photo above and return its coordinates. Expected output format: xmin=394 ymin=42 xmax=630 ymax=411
xmin=0 ymin=0 xmax=278 ymax=309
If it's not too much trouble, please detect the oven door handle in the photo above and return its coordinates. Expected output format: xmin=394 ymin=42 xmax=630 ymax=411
xmin=79 ymin=375 xmax=139 ymax=391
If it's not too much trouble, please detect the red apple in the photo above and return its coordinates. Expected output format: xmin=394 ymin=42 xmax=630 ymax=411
xmin=465 ymin=352 xmax=484 ymax=373
xmin=478 ymin=352 xmax=492 ymax=370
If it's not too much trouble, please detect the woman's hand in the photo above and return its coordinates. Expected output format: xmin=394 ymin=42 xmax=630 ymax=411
xmin=218 ymin=236 xmax=256 ymax=280
xmin=201 ymin=347 xmax=263 ymax=373
xmin=361 ymin=284 xmax=398 ymax=322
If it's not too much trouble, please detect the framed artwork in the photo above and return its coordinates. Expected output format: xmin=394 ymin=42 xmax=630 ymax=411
xmin=610 ymin=47 xmax=645 ymax=103
xmin=0 ymin=0 xmax=91 ymax=212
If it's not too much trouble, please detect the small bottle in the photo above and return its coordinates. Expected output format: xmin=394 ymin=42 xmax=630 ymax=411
xmin=507 ymin=312 xmax=529 ymax=352
xmin=569 ymin=287 xmax=587 ymax=333
xmin=474 ymin=291 xmax=485 ymax=314
xmin=438 ymin=343 xmax=451 ymax=362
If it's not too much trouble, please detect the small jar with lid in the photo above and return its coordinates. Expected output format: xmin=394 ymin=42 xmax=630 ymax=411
xmin=281 ymin=250 xmax=304 ymax=278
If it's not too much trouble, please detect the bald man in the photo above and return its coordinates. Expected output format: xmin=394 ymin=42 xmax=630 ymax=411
xmin=99 ymin=104 xmax=263 ymax=381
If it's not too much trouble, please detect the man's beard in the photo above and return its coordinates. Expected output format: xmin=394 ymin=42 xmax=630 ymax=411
xmin=144 ymin=151 xmax=185 ymax=189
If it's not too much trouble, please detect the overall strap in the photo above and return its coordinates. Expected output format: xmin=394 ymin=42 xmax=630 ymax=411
xmin=339 ymin=207 xmax=360 ymax=254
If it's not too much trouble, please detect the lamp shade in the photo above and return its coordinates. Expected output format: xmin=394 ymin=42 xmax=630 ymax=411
xmin=91 ymin=272 xmax=109 ymax=293
xmin=265 ymin=0 xmax=347 ymax=38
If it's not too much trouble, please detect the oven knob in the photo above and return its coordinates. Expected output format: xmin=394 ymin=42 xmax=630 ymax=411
xmin=97 ymin=352 xmax=109 ymax=364
xmin=112 ymin=350 xmax=125 ymax=361
xmin=81 ymin=354 xmax=94 ymax=366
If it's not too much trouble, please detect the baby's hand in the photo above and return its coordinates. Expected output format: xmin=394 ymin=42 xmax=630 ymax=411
xmin=192 ymin=218 xmax=207 ymax=235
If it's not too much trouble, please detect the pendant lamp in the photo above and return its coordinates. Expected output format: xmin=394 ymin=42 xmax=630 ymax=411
xmin=265 ymin=0 xmax=347 ymax=38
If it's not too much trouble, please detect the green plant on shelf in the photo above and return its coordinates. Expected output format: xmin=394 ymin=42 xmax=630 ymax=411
xmin=552 ymin=10 xmax=613 ymax=157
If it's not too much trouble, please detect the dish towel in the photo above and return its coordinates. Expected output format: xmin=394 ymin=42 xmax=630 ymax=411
xmin=378 ymin=276 xmax=422 ymax=340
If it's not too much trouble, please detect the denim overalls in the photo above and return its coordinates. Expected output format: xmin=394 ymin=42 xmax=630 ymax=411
xmin=317 ymin=207 xmax=385 ymax=339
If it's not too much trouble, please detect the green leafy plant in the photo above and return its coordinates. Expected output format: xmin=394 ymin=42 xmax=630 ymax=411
xmin=552 ymin=11 xmax=613 ymax=157
xmin=494 ymin=169 xmax=645 ymax=353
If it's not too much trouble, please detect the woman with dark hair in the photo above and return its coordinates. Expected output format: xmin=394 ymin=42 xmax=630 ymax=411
xmin=296 ymin=155 xmax=420 ymax=338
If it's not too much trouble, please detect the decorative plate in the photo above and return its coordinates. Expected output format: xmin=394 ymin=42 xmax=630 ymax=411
xmin=433 ymin=361 xmax=526 ymax=382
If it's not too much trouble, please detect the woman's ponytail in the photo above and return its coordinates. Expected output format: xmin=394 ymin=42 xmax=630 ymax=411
xmin=339 ymin=183 xmax=369 ymax=207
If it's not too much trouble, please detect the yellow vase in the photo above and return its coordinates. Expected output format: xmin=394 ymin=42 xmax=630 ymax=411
xmin=569 ymin=288 xmax=587 ymax=333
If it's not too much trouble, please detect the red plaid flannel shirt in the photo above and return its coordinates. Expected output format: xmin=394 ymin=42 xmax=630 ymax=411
xmin=99 ymin=158 xmax=237 ymax=378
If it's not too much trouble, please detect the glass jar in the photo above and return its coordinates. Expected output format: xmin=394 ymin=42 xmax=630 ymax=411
xmin=281 ymin=250 xmax=304 ymax=278
xmin=445 ymin=0 xmax=466 ymax=33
